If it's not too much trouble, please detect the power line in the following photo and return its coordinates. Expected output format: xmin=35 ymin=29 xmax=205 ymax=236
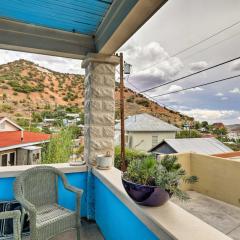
xmin=132 ymin=19 xmax=240 ymax=74
xmin=140 ymin=56 xmax=240 ymax=93
xmin=151 ymin=74 xmax=240 ymax=98
xmin=182 ymin=29 xmax=240 ymax=61
xmin=124 ymin=75 xmax=181 ymax=113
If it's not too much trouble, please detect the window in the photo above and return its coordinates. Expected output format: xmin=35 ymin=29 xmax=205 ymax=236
xmin=152 ymin=136 xmax=158 ymax=147
xmin=1 ymin=154 xmax=8 ymax=166
xmin=0 ymin=152 xmax=16 ymax=166
xmin=9 ymin=152 xmax=15 ymax=166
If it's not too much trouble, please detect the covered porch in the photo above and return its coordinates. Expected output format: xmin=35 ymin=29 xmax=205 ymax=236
xmin=0 ymin=1 xmax=237 ymax=240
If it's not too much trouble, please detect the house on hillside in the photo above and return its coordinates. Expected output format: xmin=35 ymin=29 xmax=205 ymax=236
xmin=0 ymin=117 xmax=50 ymax=166
xmin=148 ymin=138 xmax=233 ymax=156
xmin=0 ymin=117 xmax=23 ymax=132
xmin=115 ymin=113 xmax=179 ymax=152
xmin=227 ymin=130 xmax=240 ymax=141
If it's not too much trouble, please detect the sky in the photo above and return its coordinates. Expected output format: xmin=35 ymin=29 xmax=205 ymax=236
xmin=0 ymin=0 xmax=240 ymax=124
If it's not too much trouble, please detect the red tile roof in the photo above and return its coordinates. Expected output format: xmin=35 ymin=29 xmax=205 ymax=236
xmin=212 ymin=151 xmax=240 ymax=158
xmin=0 ymin=131 xmax=50 ymax=148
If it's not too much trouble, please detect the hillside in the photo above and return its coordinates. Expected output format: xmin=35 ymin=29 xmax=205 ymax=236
xmin=0 ymin=59 xmax=193 ymax=127
xmin=227 ymin=124 xmax=240 ymax=132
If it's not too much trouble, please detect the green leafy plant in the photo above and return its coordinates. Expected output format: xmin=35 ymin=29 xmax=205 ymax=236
xmin=41 ymin=127 xmax=74 ymax=164
xmin=123 ymin=155 xmax=198 ymax=201
xmin=114 ymin=146 xmax=147 ymax=170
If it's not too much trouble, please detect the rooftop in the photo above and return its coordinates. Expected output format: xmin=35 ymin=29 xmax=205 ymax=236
xmin=213 ymin=151 xmax=240 ymax=159
xmin=0 ymin=131 xmax=50 ymax=150
xmin=115 ymin=113 xmax=179 ymax=132
xmin=172 ymin=191 xmax=240 ymax=240
xmin=149 ymin=138 xmax=233 ymax=155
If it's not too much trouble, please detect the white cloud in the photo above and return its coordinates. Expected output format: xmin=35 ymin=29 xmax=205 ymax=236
xmin=186 ymin=87 xmax=204 ymax=92
xmin=216 ymin=92 xmax=224 ymax=96
xmin=230 ymin=59 xmax=240 ymax=71
xmin=0 ymin=49 xmax=84 ymax=74
xmin=181 ymin=108 xmax=240 ymax=124
xmin=189 ymin=61 xmax=208 ymax=72
xmin=123 ymin=41 xmax=183 ymax=80
xmin=229 ymin=88 xmax=240 ymax=94
xmin=167 ymin=85 xmax=183 ymax=92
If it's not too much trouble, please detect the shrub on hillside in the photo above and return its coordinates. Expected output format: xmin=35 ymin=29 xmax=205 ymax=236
xmin=126 ymin=96 xmax=135 ymax=103
xmin=135 ymin=99 xmax=150 ymax=107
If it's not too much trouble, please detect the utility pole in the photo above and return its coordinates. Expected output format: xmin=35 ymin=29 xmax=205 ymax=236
xmin=29 ymin=108 xmax=32 ymax=131
xmin=119 ymin=52 xmax=126 ymax=172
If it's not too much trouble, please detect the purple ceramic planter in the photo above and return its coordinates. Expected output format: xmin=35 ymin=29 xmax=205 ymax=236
xmin=122 ymin=178 xmax=170 ymax=207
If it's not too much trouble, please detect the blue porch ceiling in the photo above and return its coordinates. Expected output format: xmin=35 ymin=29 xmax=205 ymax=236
xmin=0 ymin=0 xmax=113 ymax=35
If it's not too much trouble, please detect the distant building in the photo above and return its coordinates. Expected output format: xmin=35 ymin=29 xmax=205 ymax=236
xmin=148 ymin=138 xmax=233 ymax=156
xmin=227 ymin=130 xmax=240 ymax=141
xmin=115 ymin=113 xmax=179 ymax=152
xmin=0 ymin=117 xmax=50 ymax=166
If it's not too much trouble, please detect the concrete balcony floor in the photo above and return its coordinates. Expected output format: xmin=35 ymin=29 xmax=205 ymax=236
xmin=23 ymin=220 xmax=104 ymax=240
xmin=172 ymin=191 xmax=240 ymax=240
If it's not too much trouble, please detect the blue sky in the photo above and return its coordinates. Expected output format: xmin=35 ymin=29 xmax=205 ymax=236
xmin=0 ymin=0 xmax=240 ymax=124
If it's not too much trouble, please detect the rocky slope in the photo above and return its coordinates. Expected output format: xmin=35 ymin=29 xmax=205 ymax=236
xmin=0 ymin=59 xmax=193 ymax=127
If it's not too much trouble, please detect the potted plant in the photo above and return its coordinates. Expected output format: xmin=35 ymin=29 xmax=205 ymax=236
xmin=122 ymin=155 xmax=198 ymax=206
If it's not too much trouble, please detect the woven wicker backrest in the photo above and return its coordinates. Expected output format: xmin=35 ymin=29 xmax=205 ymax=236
xmin=15 ymin=166 xmax=58 ymax=207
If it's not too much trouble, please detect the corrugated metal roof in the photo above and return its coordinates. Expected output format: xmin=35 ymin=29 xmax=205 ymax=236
xmin=153 ymin=138 xmax=233 ymax=155
xmin=0 ymin=131 xmax=50 ymax=149
xmin=115 ymin=113 xmax=179 ymax=132
xmin=0 ymin=0 xmax=113 ymax=35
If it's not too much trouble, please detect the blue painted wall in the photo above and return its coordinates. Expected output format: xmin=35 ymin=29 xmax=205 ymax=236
xmin=94 ymin=177 xmax=159 ymax=240
xmin=0 ymin=172 xmax=87 ymax=217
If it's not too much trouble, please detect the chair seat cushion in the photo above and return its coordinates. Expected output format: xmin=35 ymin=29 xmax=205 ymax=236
xmin=36 ymin=204 xmax=75 ymax=227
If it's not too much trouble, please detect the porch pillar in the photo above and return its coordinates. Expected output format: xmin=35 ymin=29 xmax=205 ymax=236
xmin=82 ymin=53 xmax=119 ymax=166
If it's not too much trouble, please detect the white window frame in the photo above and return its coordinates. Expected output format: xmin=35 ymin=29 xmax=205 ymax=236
xmin=0 ymin=151 xmax=16 ymax=166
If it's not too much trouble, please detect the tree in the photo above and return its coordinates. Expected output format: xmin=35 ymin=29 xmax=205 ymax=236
xmin=201 ymin=121 xmax=209 ymax=129
xmin=41 ymin=128 xmax=74 ymax=164
xmin=193 ymin=121 xmax=201 ymax=130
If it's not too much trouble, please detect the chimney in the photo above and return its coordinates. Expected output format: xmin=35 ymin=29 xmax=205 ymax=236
xmin=21 ymin=130 xmax=24 ymax=142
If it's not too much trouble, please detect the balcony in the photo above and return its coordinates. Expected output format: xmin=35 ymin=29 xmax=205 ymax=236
xmin=1 ymin=152 xmax=239 ymax=240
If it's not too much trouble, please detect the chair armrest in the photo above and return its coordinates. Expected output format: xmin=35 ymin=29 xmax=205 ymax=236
xmin=63 ymin=184 xmax=83 ymax=219
xmin=0 ymin=210 xmax=21 ymax=240
xmin=64 ymin=184 xmax=83 ymax=196
xmin=15 ymin=196 xmax=37 ymax=215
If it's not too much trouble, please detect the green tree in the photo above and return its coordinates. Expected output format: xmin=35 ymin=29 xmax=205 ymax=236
xmin=41 ymin=128 xmax=74 ymax=164
xmin=212 ymin=127 xmax=227 ymax=136
xmin=193 ymin=121 xmax=201 ymax=130
xmin=201 ymin=121 xmax=209 ymax=129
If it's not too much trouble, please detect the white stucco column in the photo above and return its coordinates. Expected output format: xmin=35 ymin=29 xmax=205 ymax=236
xmin=82 ymin=53 xmax=119 ymax=166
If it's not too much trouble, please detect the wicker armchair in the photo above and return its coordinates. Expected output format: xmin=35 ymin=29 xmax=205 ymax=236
xmin=0 ymin=210 xmax=21 ymax=240
xmin=14 ymin=166 xmax=83 ymax=240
